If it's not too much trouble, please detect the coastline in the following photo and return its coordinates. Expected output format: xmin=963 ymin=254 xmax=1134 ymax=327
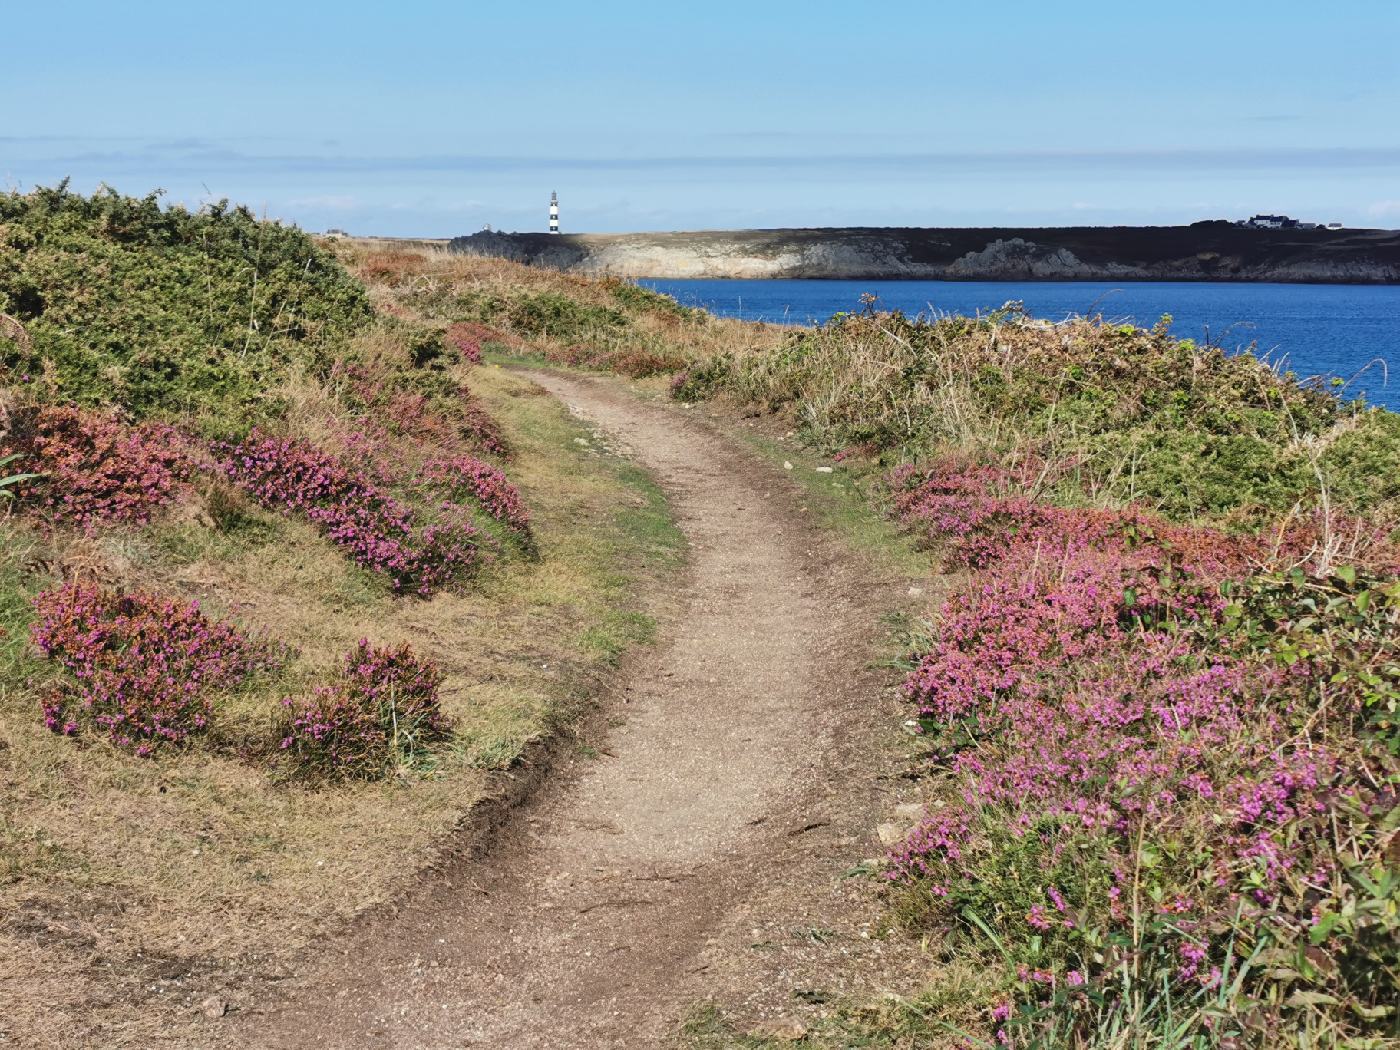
xmin=448 ymin=224 xmax=1400 ymax=284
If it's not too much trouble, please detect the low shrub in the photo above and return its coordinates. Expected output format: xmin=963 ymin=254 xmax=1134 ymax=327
xmin=459 ymin=393 xmax=510 ymax=457
xmin=700 ymin=309 xmax=1393 ymax=523
xmin=606 ymin=279 xmax=693 ymax=318
xmin=331 ymin=356 xmax=510 ymax=458
xmin=888 ymin=463 xmax=1399 ymax=1045
xmin=421 ymin=454 xmax=532 ymax=536
xmin=215 ymin=430 xmax=480 ymax=595
xmin=0 ymin=183 xmax=372 ymax=420
xmin=2 ymin=404 xmax=191 ymax=530
xmin=31 ymin=582 xmax=280 ymax=755
xmin=444 ymin=321 xmax=513 ymax=364
xmin=606 ymin=346 xmax=688 ymax=378
xmin=504 ymin=291 xmax=627 ymax=341
xmin=669 ymin=354 xmax=733 ymax=402
xmin=278 ymin=638 xmax=451 ymax=779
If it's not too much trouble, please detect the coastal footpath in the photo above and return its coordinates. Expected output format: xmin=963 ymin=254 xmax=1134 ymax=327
xmin=449 ymin=222 xmax=1400 ymax=283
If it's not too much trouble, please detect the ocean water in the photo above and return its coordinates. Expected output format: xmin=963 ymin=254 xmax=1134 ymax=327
xmin=639 ymin=279 xmax=1400 ymax=411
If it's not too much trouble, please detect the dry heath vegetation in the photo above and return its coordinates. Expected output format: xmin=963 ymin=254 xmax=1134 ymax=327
xmin=372 ymin=250 xmax=1400 ymax=1047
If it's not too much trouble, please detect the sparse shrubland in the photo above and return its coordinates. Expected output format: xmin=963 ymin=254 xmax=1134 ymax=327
xmin=674 ymin=305 xmax=1399 ymax=522
xmin=4 ymin=193 xmax=1396 ymax=1046
xmin=343 ymin=241 xmax=780 ymax=378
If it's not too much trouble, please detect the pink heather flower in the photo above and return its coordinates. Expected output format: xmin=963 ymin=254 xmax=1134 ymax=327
xmin=4 ymin=405 xmax=191 ymax=531
xmin=31 ymin=582 xmax=282 ymax=752
xmin=213 ymin=430 xmax=481 ymax=595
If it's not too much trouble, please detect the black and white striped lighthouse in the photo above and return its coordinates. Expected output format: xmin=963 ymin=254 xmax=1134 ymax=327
xmin=549 ymin=191 xmax=559 ymax=234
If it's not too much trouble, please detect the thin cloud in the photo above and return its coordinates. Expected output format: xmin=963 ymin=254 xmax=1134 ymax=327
xmin=18 ymin=143 xmax=1400 ymax=177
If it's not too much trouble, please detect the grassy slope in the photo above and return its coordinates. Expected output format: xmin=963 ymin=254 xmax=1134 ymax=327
xmin=0 ymin=195 xmax=685 ymax=1042
xmin=0 ymin=365 xmax=683 ymax=1036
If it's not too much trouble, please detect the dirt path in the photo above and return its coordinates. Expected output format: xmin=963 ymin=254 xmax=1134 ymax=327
xmin=223 ymin=373 xmax=904 ymax=1049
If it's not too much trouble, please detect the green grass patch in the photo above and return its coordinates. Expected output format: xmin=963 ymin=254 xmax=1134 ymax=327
xmin=738 ymin=431 xmax=928 ymax=579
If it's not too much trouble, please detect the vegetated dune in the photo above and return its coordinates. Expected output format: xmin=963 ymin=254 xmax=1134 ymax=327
xmin=450 ymin=223 xmax=1400 ymax=282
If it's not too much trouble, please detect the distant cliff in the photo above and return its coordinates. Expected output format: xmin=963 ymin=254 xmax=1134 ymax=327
xmin=449 ymin=223 xmax=1400 ymax=283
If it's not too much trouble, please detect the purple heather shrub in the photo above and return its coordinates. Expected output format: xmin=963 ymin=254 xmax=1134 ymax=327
xmin=213 ymin=430 xmax=480 ymax=595
xmin=458 ymin=395 xmax=510 ymax=458
xmin=421 ymin=454 xmax=532 ymax=536
xmin=886 ymin=456 xmax=1399 ymax=1041
xmin=31 ymin=582 xmax=281 ymax=754
xmin=278 ymin=638 xmax=451 ymax=779
xmin=3 ymin=405 xmax=191 ymax=530
xmin=444 ymin=322 xmax=497 ymax=365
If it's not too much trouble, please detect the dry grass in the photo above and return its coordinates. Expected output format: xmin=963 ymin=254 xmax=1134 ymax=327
xmin=334 ymin=238 xmax=784 ymax=368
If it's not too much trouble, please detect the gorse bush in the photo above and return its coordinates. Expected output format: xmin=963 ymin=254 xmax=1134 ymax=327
xmin=278 ymin=639 xmax=450 ymax=779
xmin=886 ymin=462 xmax=1400 ymax=1046
xmin=31 ymin=582 xmax=282 ymax=755
xmin=215 ymin=430 xmax=481 ymax=595
xmin=0 ymin=183 xmax=373 ymax=423
xmin=2 ymin=403 xmax=190 ymax=530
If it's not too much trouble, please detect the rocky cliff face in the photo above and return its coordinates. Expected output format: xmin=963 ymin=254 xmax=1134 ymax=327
xmin=448 ymin=225 xmax=1400 ymax=284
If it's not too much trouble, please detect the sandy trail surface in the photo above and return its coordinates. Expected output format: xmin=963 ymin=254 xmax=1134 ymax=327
xmin=226 ymin=372 xmax=899 ymax=1049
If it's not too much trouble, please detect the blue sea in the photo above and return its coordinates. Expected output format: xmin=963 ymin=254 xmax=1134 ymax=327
xmin=639 ymin=279 xmax=1400 ymax=411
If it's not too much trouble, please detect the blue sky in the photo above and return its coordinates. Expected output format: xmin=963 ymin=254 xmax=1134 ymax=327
xmin=4 ymin=1 xmax=1398 ymax=235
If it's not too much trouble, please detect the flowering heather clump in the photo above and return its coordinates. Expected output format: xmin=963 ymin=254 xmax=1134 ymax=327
xmin=3 ymin=405 xmax=190 ymax=530
xmin=460 ymin=394 xmax=509 ymax=457
xmin=422 ymin=454 xmax=531 ymax=536
xmin=443 ymin=321 xmax=509 ymax=364
xmin=329 ymin=358 xmax=510 ymax=459
xmin=30 ymin=582 xmax=279 ymax=755
xmin=278 ymin=639 xmax=450 ymax=779
xmin=888 ymin=461 xmax=1400 ymax=1043
xmin=214 ymin=430 xmax=480 ymax=595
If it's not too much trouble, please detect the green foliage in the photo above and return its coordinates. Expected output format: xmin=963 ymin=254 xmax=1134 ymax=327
xmin=0 ymin=182 xmax=374 ymax=423
xmin=1319 ymin=409 xmax=1400 ymax=510
xmin=607 ymin=279 xmax=693 ymax=318
xmin=0 ymin=452 xmax=42 ymax=501
xmin=498 ymin=291 xmax=628 ymax=342
xmin=1217 ymin=567 xmax=1400 ymax=751
xmin=670 ymin=354 xmax=736 ymax=403
xmin=700 ymin=309 xmax=1397 ymax=523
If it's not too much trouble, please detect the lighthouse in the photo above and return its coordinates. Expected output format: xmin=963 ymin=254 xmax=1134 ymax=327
xmin=549 ymin=191 xmax=559 ymax=234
